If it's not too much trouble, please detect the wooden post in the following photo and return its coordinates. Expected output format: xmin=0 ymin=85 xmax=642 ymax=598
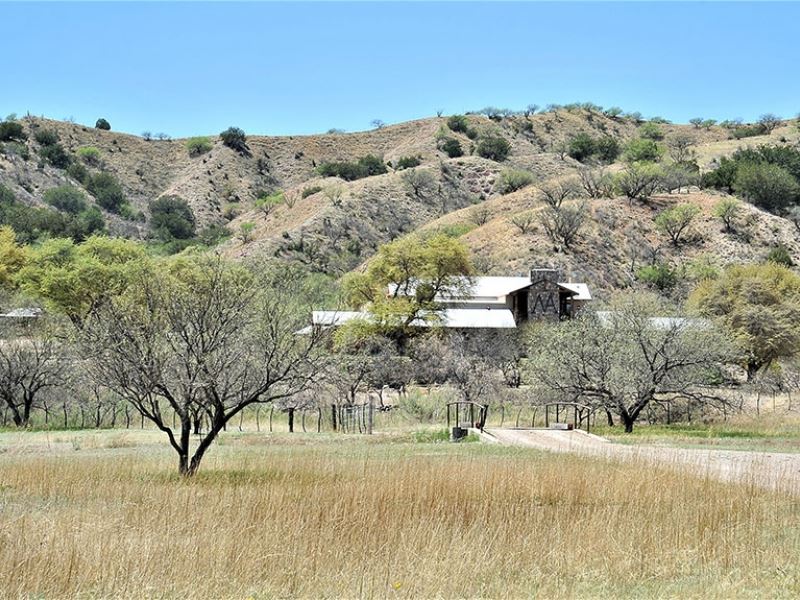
xmin=368 ymin=399 xmax=374 ymax=435
xmin=331 ymin=404 xmax=337 ymax=432
xmin=287 ymin=407 xmax=295 ymax=433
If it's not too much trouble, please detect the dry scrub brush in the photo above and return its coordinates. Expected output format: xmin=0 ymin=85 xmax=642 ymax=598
xmin=1 ymin=437 xmax=799 ymax=598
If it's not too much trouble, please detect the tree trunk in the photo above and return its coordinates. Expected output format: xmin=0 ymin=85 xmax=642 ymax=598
xmin=331 ymin=404 xmax=337 ymax=431
xmin=605 ymin=409 xmax=614 ymax=427
xmin=287 ymin=408 xmax=295 ymax=433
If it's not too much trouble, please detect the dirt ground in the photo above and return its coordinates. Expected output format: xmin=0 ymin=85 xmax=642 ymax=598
xmin=484 ymin=427 xmax=800 ymax=494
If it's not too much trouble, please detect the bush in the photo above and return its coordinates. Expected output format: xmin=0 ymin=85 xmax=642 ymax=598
xmin=498 ymin=168 xmax=535 ymax=194
xmin=731 ymin=125 xmax=764 ymax=139
xmin=446 ymin=115 xmax=469 ymax=133
xmin=3 ymin=142 xmax=30 ymax=160
xmin=594 ymin=136 xmax=621 ymax=163
xmin=66 ymin=162 xmax=89 ymax=185
xmin=317 ymin=154 xmax=388 ymax=181
xmin=95 ymin=118 xmax=111 ymax=131
xmin=624 ymin=138 xmax=662 ymax=163
xmin=0 ymin=121 xmax=26 ymax=142
xmin=767 ymin=244 xmax=794 ymax=267
xmin=615 ymin=162 xmax=664 ymax=203
xmin=396 ymin=155 xmax=421 ymax=170
xmin=149 ymin=195 xmax=196 ymax=241
xmin=39 ymin=144 xmax=71 ymax=169
xmin=186 ymin=136 xmax=213 ymax=157
xmin=43 ymin=185 xmax=87 ymax=214
xmin=637 ymin=263 xmax=679 ymax=292
xmin=439 ymin=137 xmax=463 ymax=158
xmin=638 ymin=122 xmax=664 ymax=141
xmin=219 ymin=127 xmax=247 ymax=153
xmin=476 ymin=135 xmax=511 ymax=161
xmin=733 ymin=162 xmax=800 ymax=213
xmin=77 ymin=146 xmax=101 ymax=164
xmin=654 ymin=203 xmax=701 ymax=246
xmin=301 ymin=185 xmax=323 ymax=199
xmin=87 ymin=172 xmax=127 ymax=213
xmin=34 ymin=129 xmax=59 ymax=146
xmin=568 ymin=133 xmax=596 ymax=162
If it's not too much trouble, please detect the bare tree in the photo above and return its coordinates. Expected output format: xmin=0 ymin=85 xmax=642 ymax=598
xmin=758 ymin=113 xmax=781 ymax=134
xmin=666 ymin=132 xmax=697 ymax=164
xmin=539 ymin=201 xmax=587 ymax=250
xmin=0 ymin=321 xmax=69 ymax=427
xmin=470 ymin=204 xmax=491 ymax=226
xmin=400 ymin=168 xmax=437 ymax=199
xmin=577 ymin=167 xmax=615 ymax=199
xmin=526 ymin=294 xmax=733 ymax=432
xmin=537 ymin=178 xmax=579 ymax=208
xmin=81 ymin=257 xmax=325 ymax=476
xmin=510 ymin=212 xmax=536 ymax=234
xmin=370 ymin=119 xmax=385 ymax=130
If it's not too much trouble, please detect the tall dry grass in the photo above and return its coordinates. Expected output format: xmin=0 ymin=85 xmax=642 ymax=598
xmin=1 ymin=433 xmax=799 ymax=598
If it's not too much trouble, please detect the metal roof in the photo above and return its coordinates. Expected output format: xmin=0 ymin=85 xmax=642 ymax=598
xmin=311 ymin=308 xmax=517 ymax=329
xmin=0 ymin=308 xmax=42 ymax=318
xmin=388 ymin=276 xmax=591 ymax=301
xmin=557 ymin=282 xmax=592 ymax=301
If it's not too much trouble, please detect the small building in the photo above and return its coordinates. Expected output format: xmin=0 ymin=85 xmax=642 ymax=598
xmin=312 ymin=268 xmax=591 ymax=331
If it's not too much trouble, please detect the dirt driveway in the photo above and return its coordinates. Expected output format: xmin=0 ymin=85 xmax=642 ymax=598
xmin=483 ymin=428 xmax=800 ymax=494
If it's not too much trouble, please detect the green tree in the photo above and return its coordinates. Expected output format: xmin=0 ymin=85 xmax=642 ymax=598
xmin=341 ymin=234 xmax=472 ymax=341
xmin=87 ymin=172 xmax=127 ymax=213
xmin=186 ymin=136 xmax=213 ymax=157
xmin=39 ymin=144 xmax=71 ymax=169
xmin=0 ymin=121 xmax=26 ymax=142
xmin=497 ymin=168 xmax=535 ymax=194
xmin=614 ymin=162 xmax=664 ymax=203
xmin=567 ymin=133 xmax=596 ymax=162
xmin=624 ymin=138 xmax=662 ymax=163
xmin=43 ymin=186 xmax=87 ymax=214
xmin=476 ymin=135 xmax=511 ymax=161
xmin=149 ymin=195 xmax=196 ymax=241
xmin=439 ymin=137 xmax=463 ymax=158
xmin=0 ymin=226 xmax=28 ymax=286
xmin=638 ymin=122 xmax=664 ymax=141
xmin=446 ymin=115 xmax=469 ymax=133
xmin=733 ymin=162 xmax=800 ymax=213
xmin=220 ymin=127 xmax=248 ymax=153
xmin=95 ymin=118 xmax=111 ymax=130
xmin=654 ymin=203 xmax=701 ymax=246
xmin=689 ymin=263 xmax=800 ymax=380
xmin=712 ymin=197 xmax=742 ymax=233
xmin=255 ymin=192 xmax=284 ymax=219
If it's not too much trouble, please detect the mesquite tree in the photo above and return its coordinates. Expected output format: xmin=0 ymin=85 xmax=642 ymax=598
xmin=81 ymin=256 xmax=325 ymax=475
xmin=526 ymin=293 xmax=733 ymax=432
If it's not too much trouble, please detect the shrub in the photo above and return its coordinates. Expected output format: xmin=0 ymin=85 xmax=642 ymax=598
xmin=654 ymin=203 xmax=701 ymax=246
xmin=733 ymin=162 xmax=800 ymax=213
xmin=87 ymin=172 xmax=127 ymax=213
xmin=446 ymin=115 xmax=469 ymax=133
xmin=638 ymin=122 xmax=664 ymax=141
xmin=301 ymin=185 xmax=323 ymax=199
xmin=476 ymin=135 xmax=511 ymax=161
xmin=624 ymin=138 xmax=662 ymax=163
xmin=0 ymin=121 xmax=26 ymax=142
xmin=637 ymin=263 xmax=679 ymax=292
xmin=615 ymin=162 xmax=664 ymax=203
xmin=396 ymin=155 xmax=421 ymax=170
xmin=712 ymin=197 xmax=742 ymax=232
xmin=255 ymin=192 xmax=284 ymax=218
xmin=43 ymin=185 xmax=88 ymax=214
xmin=568 ymin=133 xmax=596 ymax=162
xmin=594 ymin=136 xmax=621 ymax=163
xmin=77 ymin=146 xmax=101 ymax=165
xmin=219 ymin=127 xmax=247 ymax=153
xmin=95 ymin=118 xmax=111 ymax=131
xmin=149 ymin=195 xmax=196 ymax=240
xmin=238 ymin=221 xmax=256 ymax=244
xmin=498 ymin=168 xmax=535 ymax=194
xmin=34 ymin=129 xmax=59 ymax=146
xmin=767 ymin=244 xmax=794 ymax=267
xmin=3 ymin=142 xmax=29 ymax=160
xmin=316 ymin=154 xmax=387 ymax=181
xmin=39 ymin=144 xmax=71 ymax=169
xmin=439 ymin=137 xmax=463 ymax=158
xmin=186 ymin=136 xmax=213 ymax=157
xmin=66 ymin=162 xmax=89 ymax=185
xmin=731 ymin=125 xmax=764 ymax=139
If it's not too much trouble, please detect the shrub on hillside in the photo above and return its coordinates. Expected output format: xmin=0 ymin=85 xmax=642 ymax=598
xmin=219 ymin=127 xmax=247 ymax=153
xmin=638 ymin=122 xmax=664 ymax=141
xmin=0 ymin=121 xmax=26 ymax=142
xmin=95 ymin=118 xmax=111 ymax=130
xmin=186 ymin=136 xmax=213 ymax=157
xmin=149 ymin=195 xmax=196 ymax=241
xmin=396 ymin=155 xmax=422 ymax=170
xmin=654 ymin=203 xmax=701 ymax=246
xmin=498 ymin=168 xmax=535 ymax=194
xmin=43 ymin=185 xmax=88 ymax=214
xmin=77 ymin=146 xmax=101 ymax=165
xmin=614 ymin=162 xmax=664 ymax=203
xmin=446 ymin=115 xmax=469 ymax=133
xmin=767 ymin=244 xmax=794 ymax=267
xmin=567 ymin=133 xmax=596 ymax=162
xmin=439 ymin=137 xmax=463 ymax=158
xmin=637 ymin=262 xmax=679 ymax=292
xmin=87 ymin=172 xmax=127 ymax=213
xmin=624 ymin=138 xmax=662 ymax=163
xmin=301 ymin=185 xmax=323 ymax=199
xmin=316 ymin=154 xmax=388 ymax=181
xmin=2 ymin=142 xmax=30 ymax=160
xmin=476 ymin=135 xmax=511 ymax=161
xmin=566 ymin=133 xmax=620 ymax=164
xmin=733 ymin=162 xmax=800 ymax=213
xmin=66 ymin=162 xmax=90 ymax=185
xmin=34 ymin=129 xmax=59 ymax=146
xmin=39 ymin=144 xmax=71 ymax=169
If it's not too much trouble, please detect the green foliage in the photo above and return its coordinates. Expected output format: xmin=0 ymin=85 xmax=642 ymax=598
xmin=654 ymin=203 xmax=701 ymax=246
xmin=255 ymin=192 xmax=284 ymax=218
xmin=238 ymin=221 xmax=256 ymax=243
xmin=701 ymin=156 xmax=739 ymax=192
xmin=438 ymin=222 xmax=477 ymax=238
xmin=567 ymin=133 xmax=596 ymax=162
xmin=0 ymin=226 xmax=28 ymax=286
xmin=77 ymin=146 xmax=101 ymax=164
xmin=734 ymin=161 xmax=800 ymax=213
xmin=301 ymin=185 xmax=323 ymax=199
xmin=95 ymin=118 xmax=111 ymax=131
xmin=66 ymin=162 xmax=89 ymax=185
xmin=566 ymin=133 xmax=620 ymax=164
xmin=186 ymin=136 xmax=213 ymax=157
xmin=17 ymin=236 xmax=145 ymax=324
xmin=475 ymin=135 xmax=511 ymax=161
xmin=624 ymin=138 xmax=662 ymax=163
xmin=0 ymin=120 xmax=26 ymax=142
xmin=712 ymin=197 xmax=742 ymax=232
xmin=34 ymin=129 xmax=59 ymax=146
xmin=39 ymin=144 xmax=71 ymax=168
xmin=767 ymin=244 xmax=794 ymax=267
xmin=43 ymin=185 xmax=87 ymax=214
xmin=149 ymin=195 xmax=196 ymax=241
xmin=446 ymin=115 xmax=469 ymax=133
xmin=3 ymin=141 xmax=30 ymax=160
xmin=439 ymin=137 xmax=463 ymax=158
xmin=689 ymin=263 xmax=800 ymax=378
xmin=638 ymin=122 xmax=664 ymax=141
xmin=731 ymin=125 xmax=764 ymax=139
xmin=317 ymin=154 xmax=388 ymax=181
xmin=498 ymin=168 xmax=535 ymax=194
xmin=396 ymin=155 xmax=421 ymax=170
xmin=636 ymin=262 xmax=679 ymax=292
xmin=219 ymin=127 xmax=247 ymax=153
xmin=87 ymin=172 xmax=127 ymax=213
xmin=614 ymin=162 xmax=664 ymax=202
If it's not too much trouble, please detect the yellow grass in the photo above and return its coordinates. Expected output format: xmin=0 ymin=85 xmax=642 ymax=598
xmin=1 ymin=431 xmax=800 ymax=598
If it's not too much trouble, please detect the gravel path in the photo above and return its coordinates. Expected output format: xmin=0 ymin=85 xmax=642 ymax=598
xmin=483 ymin=428 xmax=800 ymax=494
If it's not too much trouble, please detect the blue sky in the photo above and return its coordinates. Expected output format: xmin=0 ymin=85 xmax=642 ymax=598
xmin=3 ymin=2 xmax=799 ymax=137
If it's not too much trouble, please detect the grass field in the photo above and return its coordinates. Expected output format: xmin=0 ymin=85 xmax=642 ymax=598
xmin=1 ymin=429 xmax=800 ymax=598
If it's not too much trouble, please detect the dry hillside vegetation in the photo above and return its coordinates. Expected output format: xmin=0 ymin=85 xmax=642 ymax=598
xmin=1 ymin=112 xmax=798 ymax=283
xmin=1 ymin=431 xmax=799 ymax=598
